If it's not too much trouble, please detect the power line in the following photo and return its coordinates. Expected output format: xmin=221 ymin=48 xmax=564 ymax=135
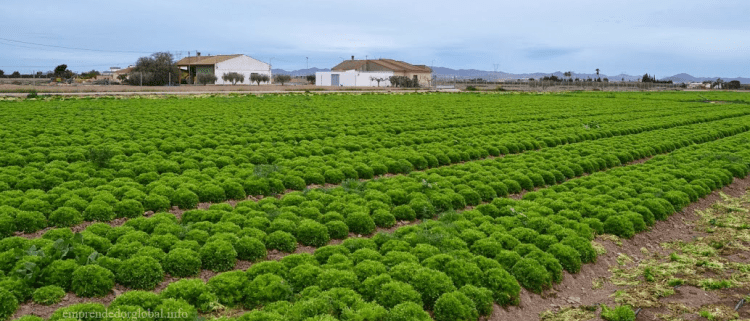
xmin=0 ymin=37 xmax=154 ymax=54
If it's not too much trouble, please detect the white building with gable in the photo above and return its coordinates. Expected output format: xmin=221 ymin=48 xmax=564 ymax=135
xmin=176 ymin=54 xmax=271 ymax=85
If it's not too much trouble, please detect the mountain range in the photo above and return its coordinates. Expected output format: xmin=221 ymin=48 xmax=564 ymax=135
xmin=273 ymin=67 xmax=748 ymax=84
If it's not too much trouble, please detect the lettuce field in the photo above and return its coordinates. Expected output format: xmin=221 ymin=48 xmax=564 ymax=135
xmin=1 ymin=92 xmax=750 ymax=321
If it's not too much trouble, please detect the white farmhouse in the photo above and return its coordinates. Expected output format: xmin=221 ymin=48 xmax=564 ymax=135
xmin=175 ymin=54 xmax=271 ymax=85
xmin=315 ymin=70 xmax=393 ymax=87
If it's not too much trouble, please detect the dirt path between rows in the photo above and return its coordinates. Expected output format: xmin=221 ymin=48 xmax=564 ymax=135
xmin=487 ymin=175 xmax=750 ymax=321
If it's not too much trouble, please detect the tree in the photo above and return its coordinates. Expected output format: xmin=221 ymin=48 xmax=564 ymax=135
xmin=370 ymin=76 xmax=388 ymax=87
xmin=222 ymin=72 xmax=244 ymax=85
xmin=197 ymin=73 xmax=217 ymax=85
xmin=725 ymin=80 xmax=741 ymax=90
xmin=250 ymin=73 xmax=269 ymax=86
xmin=563 ymin=71 xmax=572 ymax=82
xmin=117 ymin=74 xmax=128 ymax=82
xmin=595 ymin=68 xmax=600 ymax=78
xmin=130 ymin=52 xmax=179 ymax=86
xmin=305 ymin=75 xmax=316 ymax=84
xmin=54 ymin=64 xmax=73 ymax=79
xmin=0 ymin=70 xmax=4 ymax=78
xmin=10 ymin=71 xmax=21 ymax=78
xmin=389 ymin=76 xmax=420 ymax=88
xmin=274 ymin=74 xmax=291 ymax=85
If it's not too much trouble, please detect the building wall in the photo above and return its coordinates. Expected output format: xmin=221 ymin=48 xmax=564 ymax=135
xmin=315 ymin=71 xmax=393 ymax=87
xmin=393 ymin=72 xmax=432 ymax=87
xmin=214 ymin=55 xmax=272 ymax=85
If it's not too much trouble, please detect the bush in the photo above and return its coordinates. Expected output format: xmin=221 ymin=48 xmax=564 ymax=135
xmin=325 ymin=221 xmax=349 ymax=239
xmin=601 ymin=304 xmax=636 ymax=321
xmin=15 ymin=211 xmax=47 ymax=233
xmin=459 ymin=285 xmax=494 ymax=316
xmin=511 ymin=258 xmax=550 ymax=293
xmin=118 ymin=256 xmax=164 ymax=290
xmin=376 ymin=281 xmax=422 ymax=309
xmin=160 ymin=279 xmax=218 ymax=313
xmin=244 ymin=273 xmax=293 ymax=308
xmin=49 ymin=207 xmax=83 ymax=227
xmin=346 ymin=212 xmax=376 ymax=235
xmin=114 ymin=200 xmax=144 ymax=218
xmin=163 ymin=248 xmax=201 ymax=277
xmin=235 ymin=236 xmax=267 ymax=261
xmin=197 ymin=73 xmax=218 ymax=85
xmin=71 ymin=265 xmax=115 ymax=297
xmin=296 ymin=220 xmax=330 ymax=247
xmin=207 ymin=271 xmax=247 ymax=307
xmin=200 ymin=240 xmax=237 ymax=272
xmin=32 ymin=285 xmax=66 ymax=305
xmin=386 ymin=302 xmax=431 ymax=321
xmin=0 ymin=288 xmax=18 ymax=321
xmin=173 ymin=188 xmax=199 ymax=209
xmin=266 ymin=231 xmax=297 ymax=253
xmin=433 ymin=291 xmax=478 ymax=321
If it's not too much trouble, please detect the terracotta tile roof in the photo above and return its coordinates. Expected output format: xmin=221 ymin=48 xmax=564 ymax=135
xmin=332 ymin=59 xmax=432 ymax=73
xmin=114 ymin=67 xmax=133 ymax=74
xmin=175 ymin=54 xmax=242 ymax=66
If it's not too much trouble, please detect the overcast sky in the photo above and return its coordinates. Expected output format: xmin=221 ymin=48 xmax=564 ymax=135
xmin=1 ymin=0 xmax=748 ymax=77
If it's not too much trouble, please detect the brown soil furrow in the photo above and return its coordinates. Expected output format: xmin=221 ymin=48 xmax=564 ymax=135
xmin=487 ymin=174 xmax=750 ymax=321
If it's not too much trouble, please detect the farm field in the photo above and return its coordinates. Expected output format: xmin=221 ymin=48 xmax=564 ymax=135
xmin=1 ymin=91 xmax=749 ymax=321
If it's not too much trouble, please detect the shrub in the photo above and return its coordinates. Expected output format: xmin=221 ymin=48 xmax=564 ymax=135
xmin=163 ymin=248 xmax=201 ymax=277
xmin=244 ymin=273 xmax=293 ymax=308
xmin=376 ymin=281 xmax=422 ymax=309
xmin=15 ymin=211 xmax=47 ymax=233
xmin=117 ymin=256 xmax=164 ymax=290
xmin=325 ymin=221 xmax=349 ymax=239
xmin=161 ymin=279 xmax=218 ymax=313
xmin=114 ymin=200 xmax=144 ymax=218
xmin=511 ymin=258 xmax=550 ymax=293
xmin=32 ymin=285 xmax=66 ymax=305
xmin=296 ymin=220 xmax=330 ymax=247
xmin=0 ymin=288 xmax=18 ymax=321
xmin=207 ymin=271 xmax=247 ymax=307
xmin=601 ymin=304 xmax=636 ymax=321
xmin=459 ymin=285 xmax=494 ymax=316
xmin=386 ymin=302 xmax=431 ymax=321
xmin=346 ymin=212 xmax=376 ymax=235
xmin=200 ymin=240 xmax=237 ymax=272
xmin=49 ymin=207 xmax=83 ymax=227
xmin=433 ymin=291 xmax=478 ymax=321
xmin=71 ymin=265 xmax=115 ymax=297
xmin=235 ymin=236 xmax=267 ymax=261
xmin=266 ymin=231 xmax=297 ymax=253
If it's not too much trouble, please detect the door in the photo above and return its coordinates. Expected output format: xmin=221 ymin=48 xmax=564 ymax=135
xmin=331 ymin=74 xmax=340 ymax=86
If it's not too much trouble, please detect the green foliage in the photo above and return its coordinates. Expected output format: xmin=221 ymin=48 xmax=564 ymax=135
xmin=601 ymin=304 xmax=636 ymax=321
xmin=117 ymin=256 xmax=164 ymax=290
xmin=164 ymin=248 xmax=202 ymax=277
xmin=459 ymin=285 xmax=494 ymax=316
xmin=375 ymin=281 xmax=422 ymax=309
xmin=207 ymin=270 xmax=247 ymax=307
xmin=161 ymin=279 xmax=219 ymax=313
xmin=266 ymin=231 xmax=297 ymax=253
xmin=434 ymin=291 xmax=478 ymax=321
xmin=32 ymin=285 xmax=66 ymax=305
xmin=244 ymin=273 xmax=293 ymax=307
xmin=71 ymin=265 xmax=115 ymax=297
xmin=200 ymin=240 xmax=237 ymax=272
xmin=0 ymin=288 xmax=18 ymax=321
xmin=296 ymin=220 xmax=330 ymax=247
xmin=511 ymin=258 xmax=550 ymax=293
xmin=346 ymin=212 xmax=376 ymax=235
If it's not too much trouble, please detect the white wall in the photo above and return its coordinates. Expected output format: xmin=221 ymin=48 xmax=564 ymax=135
xmin=214 ymin=55 xmax=272 ymax=85
xmin=316 ymin=70 xmax=393 ymax=87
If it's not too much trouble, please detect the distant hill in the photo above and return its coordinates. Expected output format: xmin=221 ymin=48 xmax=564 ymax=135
xmin=274 ymin=67 xmax=748 ymax=83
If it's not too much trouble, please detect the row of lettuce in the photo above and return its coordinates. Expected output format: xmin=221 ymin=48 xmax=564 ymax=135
xmin=2 ymin=121 xmax=749 ymax=321
xmin=1 ymin=110 xmax=749 ymax=238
